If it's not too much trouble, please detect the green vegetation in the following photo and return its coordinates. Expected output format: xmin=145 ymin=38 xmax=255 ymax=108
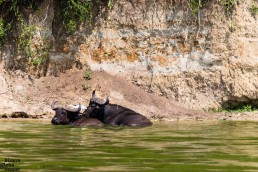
xmin=0 ymin=18 xmax=11 ymax=46
xmin=0 ymin=0 xmax=111 ymax=54
xmin=82 ymin=81 xmax=89 ymax=90
xmin=108 ymin=0 xmax=113 ymax=10
xmin=219 ymin=0 xmax=238 ymax=11
xmin=31 ymin=35 xmax=51 ymax=67
xmin=188 ymin=0 xmax=203 ymax=16
xmin=59 ymin=0 xmax=93 ymax=34
xmin=251 ymin=4 xmax=258 ymax=16
xmin=17 ymin=23 xmax=36 ymax=57
xmin=210 ymin=103 xmax=258 ymax=113
xmin=82 ymin=69 xmax=92 ymax=90
xmin=188 ymin=0 xmax=239 ymax=34
xmin=83 ymin=69 xmax=92 ymax=80
xmin=188 ymin=0 xmax=239 ymax=16
xmin=0 ymin=0 xmax=42 ymax=59
xmin=30 ymin=57 xmax=44 ymax=66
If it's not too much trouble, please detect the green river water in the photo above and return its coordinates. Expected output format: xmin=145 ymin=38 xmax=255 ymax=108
xmin=0 ymin=119 xmax=258 ymax=172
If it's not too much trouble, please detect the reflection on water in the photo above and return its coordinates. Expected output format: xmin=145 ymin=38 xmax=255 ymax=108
xmin=1 ymin=119 xmax=258 ymax=171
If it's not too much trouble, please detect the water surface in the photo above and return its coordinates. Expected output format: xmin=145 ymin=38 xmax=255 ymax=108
xmin=0 ymin=119 xmax=258 ymax=171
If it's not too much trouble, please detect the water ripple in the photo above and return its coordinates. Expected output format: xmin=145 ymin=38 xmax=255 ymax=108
xmin=0 ymin=120 xmax=258 ymax=171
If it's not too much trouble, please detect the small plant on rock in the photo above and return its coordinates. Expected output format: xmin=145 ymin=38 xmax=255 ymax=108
xmin=251 ymin=4 xmax=258 ymax=16
xmin=209 ymin=103 xmax=258 ymax=113
xmin=219 ymin=0 xmax=238 ymax=12
xmin=0 ymin=18 xmax=11 ymax=47
xmin=108 ymin=0 xmax=113 ymax=10
xmin=82 ymin=81 xmax=89 ymax=90
xmin=17 ymin=23 xmax=36 ymax=57
xmin=84 ymin=69 xmax=92 ymax=80
xmin=31 ymin=57 xmax=45 ymax=66
xmin=189 ymin=0 xmax=202 ymax=16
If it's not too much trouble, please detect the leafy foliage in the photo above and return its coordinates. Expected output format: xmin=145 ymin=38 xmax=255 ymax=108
xmin=0 ymin=0 xmax=42 ymax=49
xmin=59 ymin=0 xmax=93 ymax=34
xmin=17 ymin=23 xmax=35 ymax=57
xmin=188 ymin=0 xmax=239 ymax=17
xmin=0 ymin=0 xmax=112 ymax=47
xmin=219 ymin=0 xmax=238 ymax=11
xmin=83 ymin=69 xmax=93 ymax=80
xmin=0 ymin=18 xmax=11 ymax=46
xmin=251 ymin=3 xmax=258 ymax=16
xmin=189 ymin=0 xmax=202 ymax=16
xmin=82 ymin=81 xmax=89 ymax=90
xmin=210 ymin=103 xmax=258 ymax=113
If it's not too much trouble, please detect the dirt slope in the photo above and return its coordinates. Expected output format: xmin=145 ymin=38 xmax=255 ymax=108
xmin=1 ymin=69 xmax=223 ymax=121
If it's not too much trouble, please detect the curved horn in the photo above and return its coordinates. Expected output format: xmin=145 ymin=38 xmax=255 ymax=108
xmin=51 ymin=101 xmax=58 ymax=110
xmin=92 ymin=90 xmax=97 ymax=98
xmin=77 ymin=103 xmax=81 ymax=111
xmin=105 ymin=96 xmax=109 ymax=105
xmin=63 ymin=103 xmax=81 ymax=113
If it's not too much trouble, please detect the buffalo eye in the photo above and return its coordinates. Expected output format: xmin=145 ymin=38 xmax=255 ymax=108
xmin=90 ymin=103 xmax=96 ymax=107
xmin=90 ymin=103 xmax=101 ymax=110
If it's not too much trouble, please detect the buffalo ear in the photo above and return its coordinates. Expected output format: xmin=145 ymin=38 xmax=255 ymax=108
xmin=92 ymin=90 xmax=97 ymax=98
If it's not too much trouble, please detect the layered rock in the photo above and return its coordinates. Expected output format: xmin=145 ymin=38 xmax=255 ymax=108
xmin=77 ymin=0 xmax=258 ymax=110
xmin=0 ymin=0 xmax=257 ymax=110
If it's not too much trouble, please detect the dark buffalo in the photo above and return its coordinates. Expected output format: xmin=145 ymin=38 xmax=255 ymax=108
xmin=87 ymin=91 xmax=152 ymax=127
xmin=51 ymin=101 xmax=104 ymax=127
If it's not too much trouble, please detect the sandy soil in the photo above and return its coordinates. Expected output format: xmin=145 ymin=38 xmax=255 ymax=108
xmin=1 ymin=69 xmax=258 ymax=121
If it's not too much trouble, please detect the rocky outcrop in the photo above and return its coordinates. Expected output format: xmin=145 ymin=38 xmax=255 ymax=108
xmin=79 ymin=0 xmax=258 ymax=110
xmin=0 ymin=0 xmax=257 ymax=111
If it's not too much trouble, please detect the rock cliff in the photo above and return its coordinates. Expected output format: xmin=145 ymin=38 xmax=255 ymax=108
xmin=0 ymin=0 xmax=257 ymax=113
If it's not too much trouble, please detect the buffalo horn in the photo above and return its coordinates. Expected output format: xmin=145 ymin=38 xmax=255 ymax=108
xmin=105 ymin=96 xmax=109 ymax=105
xmin=92 ymin=90 xmax=97 ymax=98
xmin=63 ymin=103 xmax=81 ymax=112
xmin=51 ymin=101 xmax=58 ymax=110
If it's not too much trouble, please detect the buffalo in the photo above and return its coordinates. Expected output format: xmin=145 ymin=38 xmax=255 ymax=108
xmin=51 ymin=101 xmax=104 ymax=127
xmin=87 ymin=91 xmax=152 ymax=127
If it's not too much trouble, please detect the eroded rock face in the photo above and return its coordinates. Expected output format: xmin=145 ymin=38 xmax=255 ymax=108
xmin=0 ymin=74 xmax=8 ymax=94
xmin=79 ymin=0 xmax=258 ymax=110
xmin=0 ymin=0 xmax=257 ymax=110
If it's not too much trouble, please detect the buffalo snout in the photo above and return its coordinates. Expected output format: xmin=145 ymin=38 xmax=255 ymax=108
xmin=51 ymin=117 xmax=59 ymax=125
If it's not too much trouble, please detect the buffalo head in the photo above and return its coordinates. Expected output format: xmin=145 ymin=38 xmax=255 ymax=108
xmin=87 ymin=90 xmax=109 ymax=120
xmin=51 ymin=101 xmax=81 ymax=125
